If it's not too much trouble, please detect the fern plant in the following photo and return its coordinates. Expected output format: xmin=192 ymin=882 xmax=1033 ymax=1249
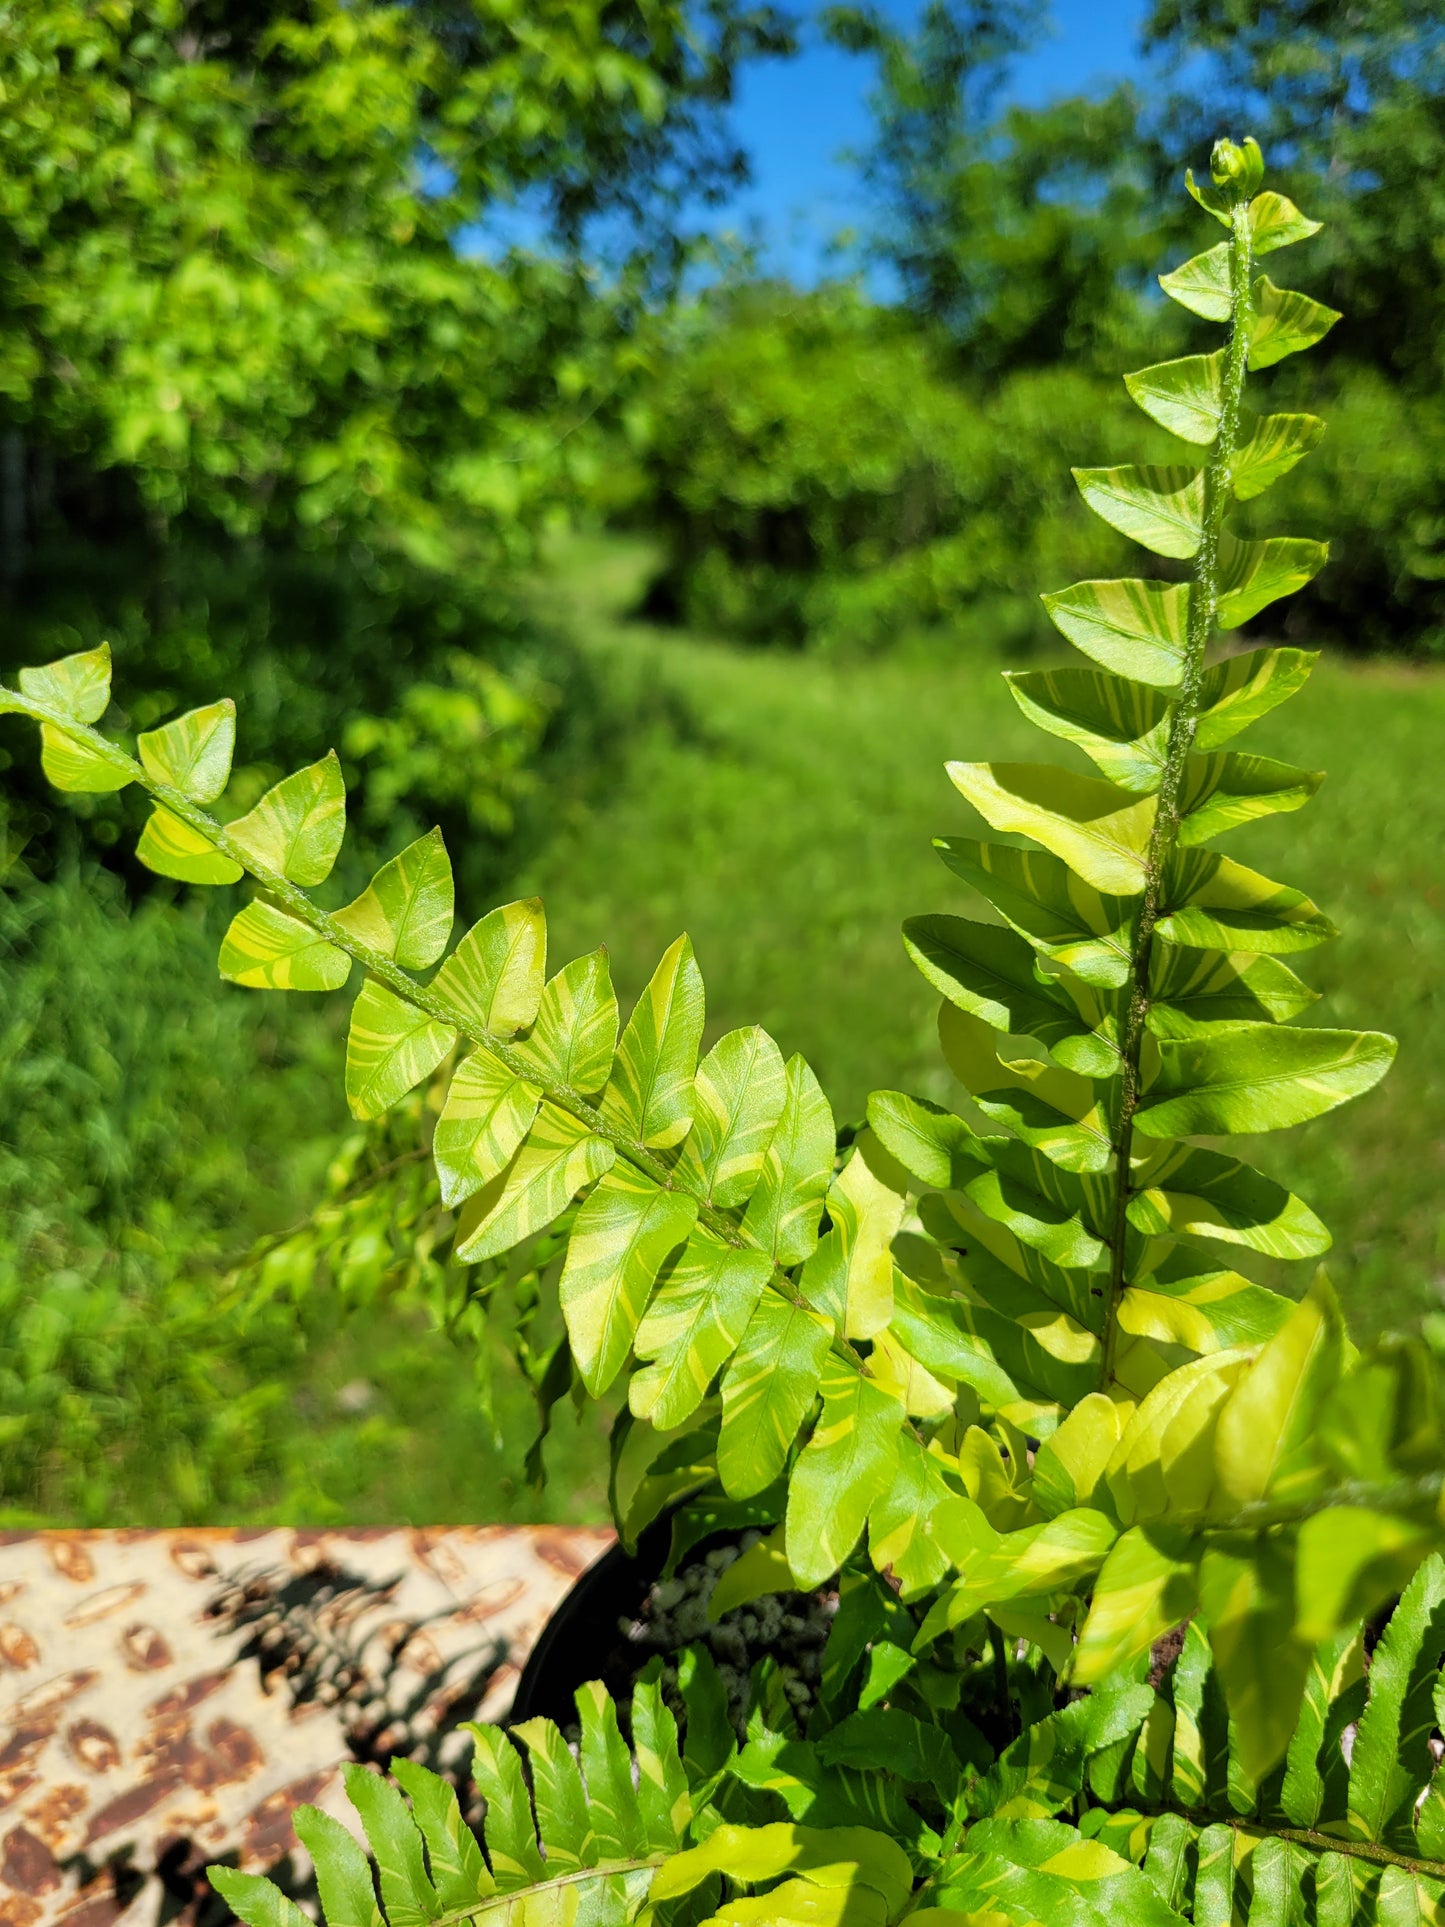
xmin=5 ymin=137 xmax=1445 ymax=1927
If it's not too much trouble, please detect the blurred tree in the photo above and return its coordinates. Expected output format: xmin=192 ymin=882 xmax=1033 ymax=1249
xmin=1144 ymin=0 xmax=1445 ymax=645
xmin=822 ymin=3 xmax=1182 ymax=373
xmin=1144 ymin=2 xmax=1445 ymax=387
xmin=0 ymin=0 xmax=794 ymax=853
xmin=0 ymin=0 xmax=793 ymax=553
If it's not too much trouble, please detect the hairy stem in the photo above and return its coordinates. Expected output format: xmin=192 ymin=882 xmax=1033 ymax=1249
xmin=0 ymin=687 xmax=861 ymax=1365
xmin=1099 ymin=197 xmax=1255 ymax=1387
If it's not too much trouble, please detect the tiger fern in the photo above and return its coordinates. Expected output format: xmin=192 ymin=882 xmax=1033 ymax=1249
xmin=2 ymin=140 xmax=1442 ymax=1804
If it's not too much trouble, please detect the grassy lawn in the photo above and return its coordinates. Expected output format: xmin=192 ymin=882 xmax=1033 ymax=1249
xmin=520 ymin=537 xmax=1445 ymax=1336
xmin=13 ymin=534 xmax=1441 ymax=1527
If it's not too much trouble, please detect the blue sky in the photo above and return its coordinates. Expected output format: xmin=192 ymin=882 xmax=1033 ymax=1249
xmin=465 ymin=1 xmax=1152 ymax=275
xmin=717 ymin=0 xmax=1150 ymax=278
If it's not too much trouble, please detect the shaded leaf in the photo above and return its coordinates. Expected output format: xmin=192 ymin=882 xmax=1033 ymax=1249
xmin=1124 ymin=352 xmax=1224 ymax=444
xmin=1136 ymin=1025 xmax=1396 ymax=1138
xmin=463 ymin=1723 xmax=546 ymax=1889
xmin=1074 ymin=1528 xmax=1199 ymax=1684
xmin=18 ymin=642 xmax=112 ymax=723
xmin=1159 ymin=241 xmax=1231 ymax=320
xmin=1158 ymin=848 xmax=1335 ymax=954
xmin=1214 ymin=1274 xmax=1345 ymax=1509
xmin=936 ymin=835 xmax=1134 ymax=988
xmin=868 ymin=1429 xmax=954 ymax=1598
xmin=1249 ymin=277 xmax=1340 ymax=369
xmin=345 ymin=980 xmax=457 ymax=1121
xmin=1231 ymin=413 xmax=1326 ymax=502
xmin=865 ymin=1088 xmax=977 ymax=1191
xmin=1215 ymin=531 xmax=1327 ymax=628
xmin=1073 ymin=464 xmax=1204 ymax=558
xmin=388 ymin=1757 xmax=491 ymax=1912
xmin=632 ymin=1669 xmax=691 ymax=1850
xmin=206 ymin=1867 xmax=313 ymax=1927
xmin=220 ymin=898 xmax=351 ymax=992
xmin=228 ymin=753 xmax=346 ymax=885
xmin=1005 ymin=665 xmax=1170 ymax=794
xmin=1198 ymin=1534 xmax=1311 ymax=1783
xmin=293 ymin=1806 xmax=385 ymax=1927
xmin=1347 ymin=1556 xmax=1445 ymax=1847
xmin=1249 ymin=190 xmax=1321 ymax=255
xmin=1116 ymin=1249 xmax=1291 ymax=1356
xmin=138 ymin=699 xmax=236 ymax=802
xmin=432 ymin=898 xmax=546 ymax=1039
xmin=454 ymin=1103 xmax=614 ymax=1262
xmin=341 ymin=1760 xmax=438 ymax=1927
xmin=1147 ymin=946 xmax=1317 ymax=1039
xmin=137 ymin=806 xmax=243 ymax=884
xmin=1127 ymin=1142 xmax=1330 ymax=1259
xmin=679 ymin=1025 xmax=788 ymax=1207
xmin=510 ymin=1717 xmax=596 ymax=1871
xmin=787 ymin=1362 xmax=904 ymax=1587
xmin=742 ymin=1054 xmax=835 ymax=1267
xmin=939 ymin=1004 xmax=1113 ymax=1175
xmin=630 ymin=1231 xmax=772 ymax=1431
xmin=519 ymin=948 xmax=619 ymax=1099
xmin=561 ymin=1165 xmax=699 ymax=1397
xmin=333 ymin=828 xmax=454 ymax=970
xmin=38 ymin=722 xmax=132 ymax=793
xmin=720 ymin=1292 xmax=833 ymax=1500
xmin=1178 ymin=750 xmax=1322 ymax=844
xmin=575 ymin=1680 xmax=647 ymax=1861
xmin=603 ymin=934 xmax=705 ymax=1149
xmin=1041 ymin=577 xmax=1189 ymax=689
xmin=433 ymin=1049 xmax=541 ymax=1208
xmin=947 ymin=762 xmax=1153 ymax=896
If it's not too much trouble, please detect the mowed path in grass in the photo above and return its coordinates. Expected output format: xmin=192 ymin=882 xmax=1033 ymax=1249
xmin=522 ymin=542 xmax=1445 ymax=1334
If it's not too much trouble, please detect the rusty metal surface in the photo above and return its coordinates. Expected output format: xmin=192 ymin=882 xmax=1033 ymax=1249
xmin=0 ymin=1527 xmax=613 ymax=1927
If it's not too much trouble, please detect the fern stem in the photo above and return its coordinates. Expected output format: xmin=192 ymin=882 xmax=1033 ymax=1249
xmin=417 ymin=1855 xmax=670 ymax=1927
xmin=1219 ymin=1818 xmax=1445 ymax=1882
xmin=1099 ymin=196 xmax=1255 ymax=1388
xmin=0 ymin=687 xmax=863 ymax=1362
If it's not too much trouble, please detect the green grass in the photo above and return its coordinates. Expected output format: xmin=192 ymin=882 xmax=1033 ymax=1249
xmin=8 ymin=533 xmax=1442 ymax=1527
xmin=521 ymin=536 xmax=1445 ymax=1336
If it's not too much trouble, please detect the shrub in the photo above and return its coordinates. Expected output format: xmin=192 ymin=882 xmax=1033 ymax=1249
xmin=7 ymin=136 xmax=1444 ymax=1927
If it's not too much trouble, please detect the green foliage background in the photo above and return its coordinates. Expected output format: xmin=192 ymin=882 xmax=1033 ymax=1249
xmin=1 ymin=0 xmax=1444 ymax=1530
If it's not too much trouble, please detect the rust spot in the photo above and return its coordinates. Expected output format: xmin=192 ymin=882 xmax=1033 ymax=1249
xmin=0 ymin=1629 xmax=38 ymax=1674
xmin=239 ymin=1770 xmax=334 ymax=1864
xmin=145 ymin=1670 xmax=227 ymax=1721
xmin=19 ymin=1785 xmax=84 ymax=1851
xmin=119 ymin=1625 xmax=171 ymax=1672
xmin=45 ymin=1541 xmax=94 ymax=1585
xmin=532 ymin=1528 xmax=613 ymax=1577
xmin=411 ymin=1532 xmax=469 ymax=1589
xmin=195 ymin=1719 xmax=264 ymax=1791
xmin=0 ymin=1897 xmax=41 ymax=1927
xmin=63 ymin=1584 xmax=146 ymax=1629
xmin=0 ymin=1731 xmax=47 ymax=1779
xmin=397 ymin=1632 xmax=442 ymax=1677
xmin=52 ymin=1890 xmax=126 ymax=1927
xmin=168 ymin=1540 xmax=217 ymax=1581
xmin=0 ymin=1826 xmax=60 ymax=1895
xmin=457 ymin=1576 xmax=526 ymax=1621
xmin=143 ymin=1715 xmax=264 ymax=1794
xmin=66 ymin=1721 xmax=120 ymax=1775
xmin=83 ymin=1771 xmax=180 ymax=1845
xmin=0 ymin=1780 xmax=36 ymax=1816
xmin=8 ymin=1672 xmax=96 ymax=1724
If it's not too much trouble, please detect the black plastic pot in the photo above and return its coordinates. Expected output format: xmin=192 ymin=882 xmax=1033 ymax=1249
xmin=509 ymin=1520 xmax=674 ymax=1727
xmin=509 ymin=1517 xmax=838 ymax=1738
